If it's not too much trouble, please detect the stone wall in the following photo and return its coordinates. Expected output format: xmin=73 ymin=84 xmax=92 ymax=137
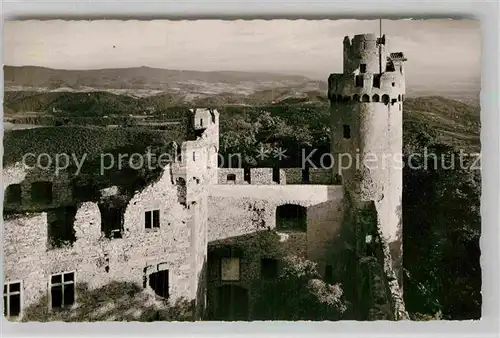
xmin=206 ymin=230 xmax=291 ymax=319
xmin=218 ymin=168 xmax=246 ymax=185
xmin=310 ymin=169 xmax=334 ymax=185
xmin=282 ymin=168 xmax=303 ymax=184
xmin=4 ymin=166 xmax=73 ymax=213
xmin=248 ymin=168 xmax=287 ymax=185
xmin=205 ymin=184 xmax=343 ymax=319
xmin=307 ymin=199 xmax=344 ymax=272
xmin=3 ymin=162 xmax=28 ymax=188
xmin=207 ymin=184 xmax=343 ymax=273
xmin=216 ymin=168 xmax=334 ymax=186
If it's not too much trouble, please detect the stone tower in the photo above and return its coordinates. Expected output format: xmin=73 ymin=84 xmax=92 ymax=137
xmin=171 ymin=108 xmax=220 ymax=319
xmin=328 ymin=34 xmax=407 ymax=283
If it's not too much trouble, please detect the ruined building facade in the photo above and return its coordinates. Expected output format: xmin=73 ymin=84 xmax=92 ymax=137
xmin=3 ymin=34 xmax=407 ymax=321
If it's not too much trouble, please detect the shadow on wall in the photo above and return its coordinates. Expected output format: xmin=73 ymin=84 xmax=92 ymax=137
xmin=20 ymin=282 xmax=193 ymax=322
xmin=196 ymin=260 xmax=208 ymax=320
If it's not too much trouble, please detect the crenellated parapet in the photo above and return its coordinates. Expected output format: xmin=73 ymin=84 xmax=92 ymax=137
xmin=328 ymin=72 xmax=405 ymax=105
xmin=330 ymin=33 xmax=406 ymax=106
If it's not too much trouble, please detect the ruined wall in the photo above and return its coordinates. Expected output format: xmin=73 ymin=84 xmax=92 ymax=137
xmin=218 ymin=168 xmax=289 ymax=185
xmin=218 ymin=168 xmax=246 ymax=185
xmin=3 ymin=166 xmax=73 ymax=212
xmin=207 ymin=185 xmax=343 ymax=255
xmin=307 ymin=199 xmax=344 ymax=271
xmin=3 ymin=213 xmax=49 ymax=311
xmin=217 ymin=168 xmax=333 ymax=186
xmin=206 ymin=231 xmax=291 ymax=319
xmin=205 ymin=185 xmax=343 ymax=319
xmin=3 ymin=162 xmax=28 ymax=188
xmin=282 ymin=168 xmax=303 ymax=184
xmin=3 ymin=166 xmax=201 ymax=317
xmin=3 ymin=107 xmax=221 ymax=320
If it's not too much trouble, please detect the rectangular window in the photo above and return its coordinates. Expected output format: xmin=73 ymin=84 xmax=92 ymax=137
xmin=373 ymin=74 xmax=381 ymax=88
xmin=355 ymin=75 xmax=364 ymax=87
xmin=343 ymin=125 xmax=351 ymax=139
xmin=145 ymin=209 xmax=160 ymax=229
xmin=272 ymin=167 xmax=280 ymax=184
xmin=359 ymin=64 xmax=367 ymax=73
xmin=221 ymin=257 xmax=240 ymax=281
xmin=325 ymin=265 xmax=334 ymax=284
xmin=3 ymin=281 xmax=22 ymax=318
xmin=261 ymin=258 xmax=279 ymax=279
xmin=50 ymin=272 xmax=75 ymax=309
xmin=244 ymin=168 xmax=251 ymax=184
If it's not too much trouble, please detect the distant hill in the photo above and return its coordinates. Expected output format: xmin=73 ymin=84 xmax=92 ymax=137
xmin=4 ymin=65 xmax=479 ymax=104
xmin=4 ymin=65 xmax=318 ymax=94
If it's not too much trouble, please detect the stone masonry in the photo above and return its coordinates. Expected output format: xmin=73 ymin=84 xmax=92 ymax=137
xmin=3 ymin=33 xmax=407 ymax=320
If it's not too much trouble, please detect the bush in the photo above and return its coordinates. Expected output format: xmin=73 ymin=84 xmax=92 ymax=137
xmin=253 ymin=255 xmax=347 ymax=320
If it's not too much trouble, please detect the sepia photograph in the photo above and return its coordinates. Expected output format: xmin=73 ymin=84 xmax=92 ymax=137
xmin=2 ymin=19 xmax=481 ymax=322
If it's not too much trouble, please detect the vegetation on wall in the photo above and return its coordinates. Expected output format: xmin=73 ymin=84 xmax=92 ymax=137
xmin=21 ymin=282 xmax=193 ymax=322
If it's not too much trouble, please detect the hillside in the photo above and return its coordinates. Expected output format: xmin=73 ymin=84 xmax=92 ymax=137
xmin=404 ymin=96 xmax=480 ymax=151
xmin=4 ymin=66 xmax=480 ymax=104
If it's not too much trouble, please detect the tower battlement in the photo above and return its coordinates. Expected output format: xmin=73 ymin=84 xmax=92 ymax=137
xmin=328 ymin=72 xmax=404 ymax=105
xmin=331 ymin=34 xmax=406 ymax=105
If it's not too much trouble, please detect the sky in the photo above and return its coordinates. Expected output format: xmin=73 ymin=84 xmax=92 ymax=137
xmin=4 ymin=19 xmax=480 ymax=84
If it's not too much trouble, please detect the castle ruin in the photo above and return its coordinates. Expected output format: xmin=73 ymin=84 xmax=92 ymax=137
xmin=3 ymin=33 xmax=407 ymax=321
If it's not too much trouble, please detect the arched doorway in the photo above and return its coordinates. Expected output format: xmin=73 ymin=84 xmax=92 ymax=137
xmin=215 ymin=285 xmax=249 ymax=321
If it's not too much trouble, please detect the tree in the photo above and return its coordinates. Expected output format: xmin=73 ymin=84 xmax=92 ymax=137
xmin=403 ymin=119 xmax=481 ymax=319
xmin=252 ymin=255 xmax=347 ymax=320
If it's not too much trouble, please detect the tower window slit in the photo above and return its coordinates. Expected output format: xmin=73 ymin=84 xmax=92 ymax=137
xmin=355 ymin=75 xmax=363 ymax=87
xmin=343 ymin=125 xmax=351 ymax=139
